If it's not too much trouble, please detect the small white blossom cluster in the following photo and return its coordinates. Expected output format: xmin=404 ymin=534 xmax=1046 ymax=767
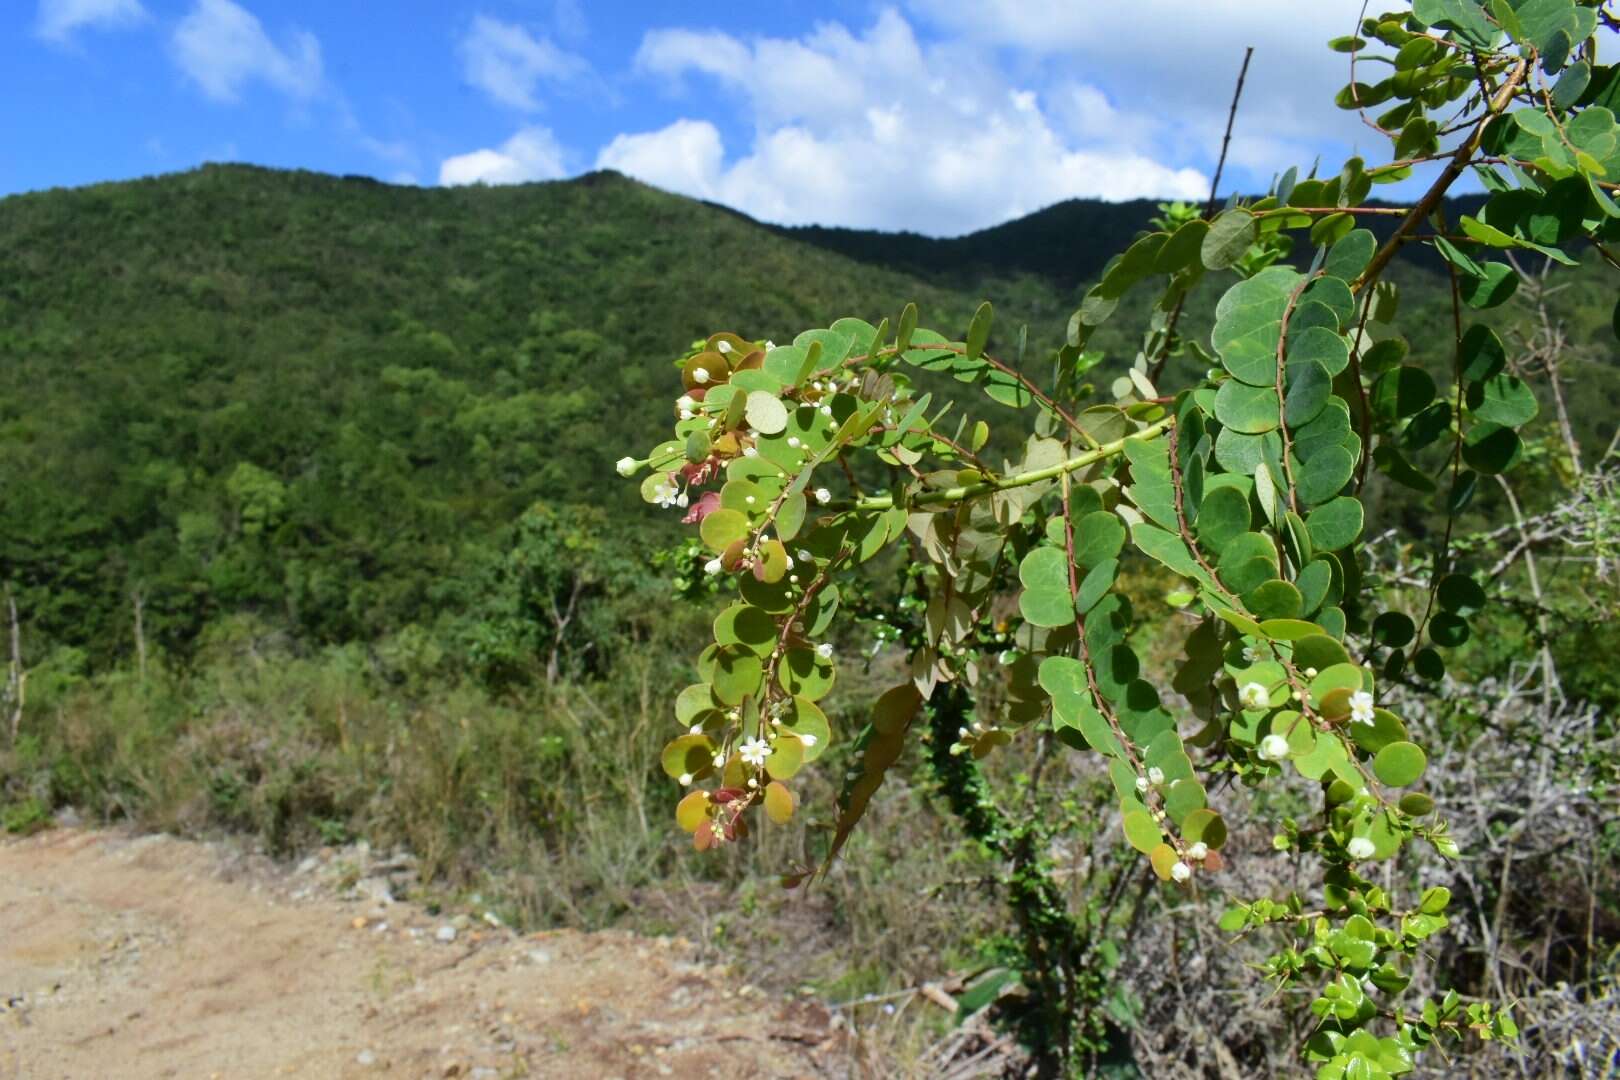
xmin=1258 ymin=733 xmax=1290 ymax=761
xmin=652 ymin=480 xmax=688 ymax=510
xmin=948 ymin=719 xmax=993 ymax=756
xmin=738 ymin=737 xmax=771 ymax=768
xmin=1239 ymin=681 xmax=1270 ymax=710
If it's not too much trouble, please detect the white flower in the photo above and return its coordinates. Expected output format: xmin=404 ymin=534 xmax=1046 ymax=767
xmin=1187 ymin=841 xmax=1209 ymax=860
xmin=689 ymin=724 xmax=703 ymax=735
xmin=820 ymin=405 xmax=833 ymax=416
xmin=1135 ymin=776 xmax=1149 ymax=793
xmin=653 ymin=483 xmax=681 ymax=509
xmin=787 ymin=436 xmax=801 ymax=448
xmin=704 ymin=558 xmax=723 ymax=575
xmin=692 ymin=368 xmax=710 ymax=384
xmin=675 ymin=493 xmax=688 ymax=508
xmin=711 ymin=753 xmax=726 ymax=768
xmin=717 ymin=340 xmax=733 ymax=354
xmin=763 ymin=340 xmax=776 ymax=351
xmin=744 ymin=495 xmax=756 ymax=505
xmin=1304 ymin=667 xmax=1318 ymax=678
xmin=1147 ymin=766 xmax=1165 ymax=786
xmin=797 ymin=733 xmax=817 ymax=748
xmin=678 ymin=772 xmax=693 ymax=786
xmin=788 ymin=574 xmax=799 ymax=585
xmin=677 ymin=395 xmax=696 ymax=410
xmin=738 ymin=737 xmax=772 ymax=768
xmin=814 ymin=487 xmax=832 ymax=505
xmin=1170 ymin=861 xmax=1192 ymax=883
xmin=679 ymin=408 xmax=695 ymax=420
xmin=747 ymin=777 xmax=758 ymax=788
xmin=615 ymin=456 xmax=638 ymax=477
xmin=1347 ymin=836 xmax=1376 ymax=860
xmin=1239 ymin=682 xmax=1270 ymax=710
xmin=816 ymin=642 xmax=834 ymax=659
xmin=1259 ymin=734 xmax=1290 ymax=761
xmin=743 ymin=446 xmax=758 ymax=458
xmin=1350 ymin=690 xmax=1376 ymax=726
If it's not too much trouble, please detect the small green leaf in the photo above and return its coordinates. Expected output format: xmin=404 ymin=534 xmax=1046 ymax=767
xmin=965 ymin=301 xmax=993 ymax=362
xmin=1122 ymin=808 xmax=1163 ymax=853
xmin=1307 ymin=497 xmax=1364 ymax=551
xmin=1373 ymin=741 xmax=1428 ymax=787
xmin=1202 ymin=208 xmax=1256 ymax=269
xmin=1214 ymin=380 xmax=1281 ymax=434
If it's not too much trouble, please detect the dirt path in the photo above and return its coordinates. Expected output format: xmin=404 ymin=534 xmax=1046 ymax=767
xmin=0 ymin=828 xmax=836 ymax=1079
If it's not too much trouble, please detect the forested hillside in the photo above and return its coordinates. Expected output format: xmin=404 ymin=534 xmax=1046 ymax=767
xmin=0 ymin=165 xmax=1052 ymax=667
xmin=2 ymin=165 xmax=1614 ymax=676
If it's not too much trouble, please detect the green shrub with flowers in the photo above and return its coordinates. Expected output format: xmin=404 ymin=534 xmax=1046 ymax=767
xmin=621 ymin=3 xmax=1620 ymax=1074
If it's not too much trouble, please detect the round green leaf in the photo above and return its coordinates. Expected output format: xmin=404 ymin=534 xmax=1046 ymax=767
xmin=1428 ymin=612 xmax=1470 ymax=647
xmin=1292 ymin=633 xmax=1350 ymax=671
xmin=714 ymin=604 xmax=778 ymax=656
xmin=1459 ymin=325 xmax=1506 ymax=381
xmin=1214 ymin=380 xmax=1281 ymax=434
xmin=1371 ymin=611 xmax=1416 ymax=647
xmin=1372 ymin=365 xmax=1437 ymax=421
xmin=1074 ymin=511 xmax=1127 ymax=569
xmin=711 ymin=646 xmax=764 ymax=705
xmin=1244 ymin=579 xmax=1303 ymax=620
xmin=1295 ymin=445 xmax=1355 ymax=507
xmin=1325 ymin=228 xmax=1376 ymax=280
xmin=1306 ymin=497 xmax=1364 ymax=551
xmin=1182 ymin=808 xmax=1228 ymax=849
xmin=779 ymin=697 xmax=831 ymax=760
xmin=1437 ymin=573 xmax=1486 ymax=615
xmin=1202 ymin=208 xmax=1256 ymax=269
xmin=1460 ymin=261 xmax=1519 ymax=308
xmin=1462 ymin=422 xmax=1523 ymax=474
xmin=1193 ymin=485 xmax=1252 ymax=555
xmin=700 ymin=508 xmax=749 ymax=552
xmin=1467 ymin=374 xmax=1539 ymax=426
xmin=779 ymin=647 xmax=836 ymax=700
xmin=1413 ymin=646 xmax=1446 ymax=681
xmin=1214 ymin=427 xmax=1282 ymax=475
xmin=1287 ymin=326 xmax=1350 ymax=378
xmin=1122 ymin=808 xmax=1162 ymax=853
xmin=1019 ymin=546 xmax=1074 ymax=628
xmin=765 ymin=733 xmax=804 ymax=779
xmin=1284 ymin=360 xmax=1333 ymax=428
xmin=662 ymin=733 xmax=715 ymax=780
xmin=1372 ymin=741 xmax=1428 ymax=788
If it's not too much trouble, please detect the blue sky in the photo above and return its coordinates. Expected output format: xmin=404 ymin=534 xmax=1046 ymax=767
xmin=8 ymin=0 xmax=1389 ymax=236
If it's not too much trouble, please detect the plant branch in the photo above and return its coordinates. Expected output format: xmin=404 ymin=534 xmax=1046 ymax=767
xmin=846 ymin=417 xmax=1174 ymax=512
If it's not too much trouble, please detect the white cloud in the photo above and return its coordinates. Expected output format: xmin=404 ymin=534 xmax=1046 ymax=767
xmin=905 ymin=0 xmax=1372 ymax=181
xmin=172 ymin=0 xmax=322 ymax=104
xmin=604 ymin=11 xmax=1206 ymax=235
xmin=458 ymin=15 xmax=589 ymax=111
xmin=439 ymin=127 xmax=568 ymax=186
xmin=35 ymin=0 xmax=146 ymax=41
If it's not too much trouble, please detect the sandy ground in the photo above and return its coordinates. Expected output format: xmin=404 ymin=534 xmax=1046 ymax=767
xmin=0 ymin=828 xmax=836 ymax=1079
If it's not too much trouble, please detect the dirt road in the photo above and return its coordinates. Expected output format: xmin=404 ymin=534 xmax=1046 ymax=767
xmin=0 ymin=828 xmax=835 ymax=1079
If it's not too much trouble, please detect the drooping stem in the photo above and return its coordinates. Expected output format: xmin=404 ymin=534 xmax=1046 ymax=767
xmin=849 ymin=417 xmax=1174 ymax=512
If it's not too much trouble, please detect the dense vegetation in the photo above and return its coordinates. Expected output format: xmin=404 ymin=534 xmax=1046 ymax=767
xmin=1 ymin=145 xmax=1616 ymax=1075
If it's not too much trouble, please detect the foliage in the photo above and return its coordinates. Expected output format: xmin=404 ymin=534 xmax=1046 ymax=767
xmin=624 ymin=4 xmax=1620 ymax=1074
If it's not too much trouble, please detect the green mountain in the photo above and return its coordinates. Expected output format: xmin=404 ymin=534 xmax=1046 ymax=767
xmin=0 ymin=164 xmax=1612 ymax=673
